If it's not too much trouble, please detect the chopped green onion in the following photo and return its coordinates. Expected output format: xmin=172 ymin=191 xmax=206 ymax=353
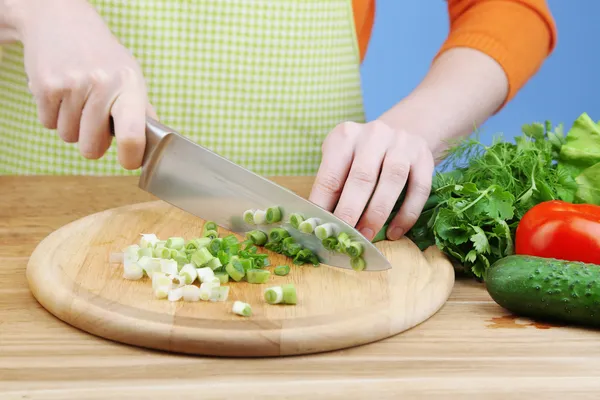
xmin=123 ymin=245 xmax=140 ymax=263
xmin=265 ymin=206 xmax=282 ymax=224
xmin=153 ymin=246 xmax=171 ymax=259
xmin=350 ymin=257 xmax=366 ymax=271
xmin=264 ymin=284 xmax=296 ymax=305
xmin=185 ymin=237 xmax=211 ymax=252
xmin=209 ymin=286 xmax=230 ymax=302
xmin=167 ymin=287 xmax=183 ymax=302
xmin=154 ymin=240 xmax=167 ymax=249
xmin=322 ymin=237 xmax=339 ymax=252
xmin=217 ymin=250 xmax=230 ymax=265
xmin=243 ymin=209 xmax=256 ymax=224
xmin=282 ymin=237 xmax=301 ymax=257
xmin=293 ymin=248 xmax=320 ymax=266
xmin=123 ymin=262 xmax=144 ymax=280
xmin=232 ymin=301 xmax=252 ymax=317
xmin=140 ymin=233 xmax=159 ymax=248
xmin=179 ymin=264 xmax=198 ymax=284
xmin=315 ymin=223 xmax=339 ymax=240
xmin=199 ymin=281 xmax=218 ymax=301
xmin=245 ymin=230 xmax=268 ymax=246
xmin=203 ymin=221 xmax=218 ymax=232
xmin=138 ymin=247 xmax=153 ymax=258
xmin=214 ymin=271 xmax=229 ymax=284
xmin=274 ymin=265 xmax=290 ymax=276
xmin=191 ymin=247 xmax=214 ymax=267
xmin=160 ymin=259 xmax=178 ymax=275
xmin=173 ymin=253 xmax=189 ymax=267
xmin=264 ymin=241 xmax=283 ymax=253
xmin=203 ymin=229 xmax=219 ymax=240
xmin=165 ymin=237 xmax=185 ymax=250
xmin=182 ymin=285 xmax=201 ymax=302
xmin=346 ymin=241 xmax=363 ymax=258
xmin=246 ymin=269 xmax=271 ymax=284
xmin=208 ymin=238 xmax=222 ymax=256
xmin=269 ymin=228 xmax=290 ymax=243
xmin=196 ymin=267 xmax=215 ymax=283
xmin=206 ymin=257 xmax=223 ymax=270
xmin=253 ymin=209 xmax=267 ymax=225
xmin=226 ymin=259 xmax=245 ymax=282
xmin=298 ymin=218 xmax=321 ymax=234
xmin=239 ymin=258 xmax=255 ymax=272
xmin=289 ymin=213 xmax=304 ymax=229
xmin=221 ymin=234 xmax=240 ymax=255
xmin=137 ymin=256 xmax=160 ymax=276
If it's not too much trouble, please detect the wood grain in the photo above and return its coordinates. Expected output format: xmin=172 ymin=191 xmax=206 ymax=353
xmin=25 ymin=200 xmax=454 ymax=357
xmin=2 ymin=176 xmax=600 ymax=399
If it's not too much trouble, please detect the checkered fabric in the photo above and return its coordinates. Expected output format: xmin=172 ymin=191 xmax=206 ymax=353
xmin=0 ymin=0 xmax=365 ymax=176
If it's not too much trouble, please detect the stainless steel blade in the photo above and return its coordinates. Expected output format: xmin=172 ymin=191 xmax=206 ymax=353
xmin=137 ymin=118 xmax=392 ymax=271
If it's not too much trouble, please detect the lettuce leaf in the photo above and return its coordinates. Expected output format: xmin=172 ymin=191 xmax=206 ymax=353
xmin=558 ymin=112 xmax=600 ymax=176
xmin=575 ymin=161 xmax=600 ymax=204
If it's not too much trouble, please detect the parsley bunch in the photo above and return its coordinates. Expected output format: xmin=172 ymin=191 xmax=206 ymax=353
xmin=374 ymin=121 xmax=579 ymax=279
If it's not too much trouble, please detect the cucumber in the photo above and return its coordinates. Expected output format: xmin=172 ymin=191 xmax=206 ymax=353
xmin=485 ymin=255 xmax=600 ymax=327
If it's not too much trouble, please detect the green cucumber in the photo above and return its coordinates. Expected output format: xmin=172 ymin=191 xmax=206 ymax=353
xmin=485 ymin=255 xmax=600 ymax=327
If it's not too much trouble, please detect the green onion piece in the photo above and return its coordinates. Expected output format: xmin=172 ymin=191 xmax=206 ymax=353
xmin=322 ymin=237 xmax=339 ymax=252
xmin=226 ymin=259 xmax=245 ymax=282
xmin=282 ymin=237 xmax=301 ymax=257
xmin=221 ymin=234 xmax=240 ymax=255
xmin=137 ymin=256 xmax=161 ymax=276
xmin=159 ymin=259 xmax=178 ymax=275
xmin=217 ymin=250 xmax=230 ymax=265
xmin=169 ymin=248 xmax=179 ymax=259
xmin=263 ymin=284 xmax=296 ymax=305
xmin=208 ymin=238 xmax=222 ymax=256
xmin=137 ymin=247 xmax=153 ymax=258
xmin=165 ymin=237 xmax=185 ymax=250
xmin=289 ymin=213 xmax=304 ymax=229
xmin=315 ymin=223 xmax=339 ymax=240
xmin=210 ymin=286 xmax=230 ymax=302
xmin=240 ymin=258 xmax=255 ymax=272
xmin=245 ymin=230 xmax=268 ymax=246
xmin=293 ymin=248 xmax=320 ymax=266
xmin=196 ymin=266 xmax=215 ymax=283
xmin=232 ymin=301 xmax=252 ymax=317
xmin=298 ymin=218 xmax=321 ymax=234
xmin=140 ymin=233 xmax=159 ymax=248
xmin=246 ymin=269 xmax=271 ymax=284
xmin=265 ymin=241 xmax=283 ymax=254
xmin=346 ymin=241 xmax=364 ymax=258
xmin=191 ymin=247 xmax=214 ymax=267
xmin=179 ymin=264 xmax=198 ymax=284
xmin=185 ymin=237 xmax=211 ymax=252
xmin=274 ymin=265 xmax=290 ymax=276
xmin=154 ymin=240 xmax=167 ymax=249
xmin=214 ymin=272 xmax=229 ymax=284
xmin=203 ymin=229 xmax=219 ymax=240
xmin=203 ymin=221 xmax=218 ymax=232
xmin=254 ymin=256 xmax=270 ymax=268
xmin=243 ymin=209 xmax=256 ymax=225
xmin=350 ymin=256 xmax=366 ymax=271
xmin=269 ymin=228 xmax=290 ymax=243
xmin=265 ymin=206 xmax=282 ymax=224
xmin=253 ymin=209 xmax=267 ymax=225
xmin=206 ymin=257 xmax=223 ymax=270
xmin=154 ymin=247 xmax=171 ymax=259
xmin=123 ymin=262 xmax=144 ymax=280
xmin=174 ymin=254 xmax=190 ymax=267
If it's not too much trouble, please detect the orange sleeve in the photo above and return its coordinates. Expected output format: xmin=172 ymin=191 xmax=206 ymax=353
xmin=437 ymin=0 xmax=558 ymax=104
xmin=352 ymin=0 xmax=375 ymax=62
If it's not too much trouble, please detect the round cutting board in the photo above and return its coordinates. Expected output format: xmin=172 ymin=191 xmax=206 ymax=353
xmin=26 ymin=200 xmax=455 ymax=357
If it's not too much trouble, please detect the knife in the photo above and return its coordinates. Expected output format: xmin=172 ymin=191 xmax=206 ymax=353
xmin=111 ymin=117 xmax=392 ymax=271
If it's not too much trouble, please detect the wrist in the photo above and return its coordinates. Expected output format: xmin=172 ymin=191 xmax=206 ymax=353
xmin=0 ymin=0 xmax=29 ymax=41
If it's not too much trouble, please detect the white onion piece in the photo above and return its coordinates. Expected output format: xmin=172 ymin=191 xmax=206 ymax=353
xmin=197 ymin=267 xmax=215 ymax=283
xmin=168 ymin=287 xmax=184 ymax=302
xmin=123 ymin=263 xmax=144 ymax=280
xmin=140 ymin=233 xmax=159 ymax=248
xmin=160 ymin=259 xmax=178 ymax=275
xmin=182 ymin=285 xmax=201 ymax=302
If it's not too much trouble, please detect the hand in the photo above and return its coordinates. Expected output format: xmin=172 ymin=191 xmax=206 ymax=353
xmin=308 ymin=120 xmax=434 ymax=241
xmin=18 ymin=0 xmax=156 ymax=169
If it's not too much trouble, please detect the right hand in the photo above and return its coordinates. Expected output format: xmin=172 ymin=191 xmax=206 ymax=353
xmin=17 ymin=0 xmax=156 ymax=169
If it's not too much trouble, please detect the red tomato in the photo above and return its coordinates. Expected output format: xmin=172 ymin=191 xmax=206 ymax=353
xmin=515 ymin=200 xmax=600 ymax=264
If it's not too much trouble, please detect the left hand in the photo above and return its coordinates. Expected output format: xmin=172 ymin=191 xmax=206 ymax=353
xmin=308 ymin=120 xmax=434 ymax=241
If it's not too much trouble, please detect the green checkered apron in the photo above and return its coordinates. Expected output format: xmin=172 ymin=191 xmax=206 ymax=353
xmin=0 ymin=0 xmax=365 ymax=176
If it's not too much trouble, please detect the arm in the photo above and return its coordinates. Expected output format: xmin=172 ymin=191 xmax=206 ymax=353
xmin=379 ymin=0 xmax=557 ymax=161
xmin=309 ymin=0 xmax=557 ymax=241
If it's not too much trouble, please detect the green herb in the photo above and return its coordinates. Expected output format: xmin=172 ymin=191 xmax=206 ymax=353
xmin=274 ymin=265 xmax=290 ymax=276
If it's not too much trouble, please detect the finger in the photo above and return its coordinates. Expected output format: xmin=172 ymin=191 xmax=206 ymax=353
xmin=146 ymin=102 xmax=159 ymax=120
xmin=56 ymin=74 xmax=90 ymax=143
xmin=355 ymin=140 xmax=411 ymax=241
xmin=110 ymin=69 xmax=147 ymax=170
xmin=332 ymin=121 xmax=394 ymax=235
xmin=308 ymin=122 xmax=361 ymax=211
xmin=386 ymin=147 xmax=434 ymax=240
xmin=78 ymin=71 xmax=114 ymax=160
xmin=29 ymin=78 xmax=65 ymax=130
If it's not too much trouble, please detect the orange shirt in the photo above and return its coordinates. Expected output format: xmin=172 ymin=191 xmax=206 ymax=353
xmin=352 ymin=0 xmax=557 ymax=103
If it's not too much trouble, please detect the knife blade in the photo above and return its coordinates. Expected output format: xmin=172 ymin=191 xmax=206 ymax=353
xmin=128 ymin=117 xmax=392 ymax=271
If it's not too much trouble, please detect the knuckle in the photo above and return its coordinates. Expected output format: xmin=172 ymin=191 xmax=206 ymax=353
xmin=89 ymin=69 xmax=110 ymax=88
xmin=349 ymin=168 xmax=376 ymax=186
xmin=336 ymin=206 xmax=358 ymax=225
xmin=368 ymin=203 xmax=389 ymax=223
xmin=386 ymin=162 xmax=410 ymax=184
xmin=412 ymin=181 xmax=432 ymax=198
xmin=315 ymin=172 xmax=344 ymax=196
xmin=368 ymin=119 xmax=393 ymax=134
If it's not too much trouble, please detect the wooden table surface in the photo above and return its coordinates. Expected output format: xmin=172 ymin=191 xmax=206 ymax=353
xmin=2 ymin=176 xmax=600 ymax=399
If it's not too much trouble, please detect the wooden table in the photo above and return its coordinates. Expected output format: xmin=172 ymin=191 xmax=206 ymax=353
xmin=2 ymin=176 xmax=600 ymax=399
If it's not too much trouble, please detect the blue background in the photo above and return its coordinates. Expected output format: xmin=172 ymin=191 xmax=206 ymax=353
xmin=360 ymin=0 xmax=595 ymax=145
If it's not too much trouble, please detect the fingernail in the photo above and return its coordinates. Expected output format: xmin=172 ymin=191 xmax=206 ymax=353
xmin=388 ymin=227 xmax=404 ymax=240
xmin=360 ymin=227 xmax=373 ymax=240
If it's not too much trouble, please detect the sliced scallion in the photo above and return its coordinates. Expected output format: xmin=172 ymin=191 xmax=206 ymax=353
xmin=199 ymin=281 xmax=218 ymax=301
xmin=124 ymin=245 xmax=140 ymax=263
xmin=289 ymin=213 xmax=304 ymax=229
xmin=203 ymin=221 xmax=218 ymax=232
xmin=214 ymin=271 xmax=229 ymax=284
xmin=269 ymin=228 xmax=290 ymax=243
xmin=179 ymin=264 xmax=198 ymax=285
xmin=203 ymin=229 xmax=219 ymax=240
xmin=153 ymin=246 xmax=171 ymax=259
xmin=140 ymin=233 xmax=159 ymax=248
xmin=263 ymin=286 xmax=283 ymax=304
xmin=265 ymin=206 xmax=282 ymax=224
xmin=185 ymin=237 xmax=211 ymax=252
xmin=232 ymin=301 xmax=252 ymax=317
xmin=167 ymin=287 xmax=183 ymax=302
xmin=138 ymin=256 xmax=160 ymax=276
xmin=196 ymin=267 xmax=215 ymax=283
xmin=245 ymin=230 xmax=268 ymax=246
xmin=191 ymin=247 xmax=214 ymax=267
xmin=160 ymin=259 xmax=178 ymax=276
xmin=273 ymin=265 xmax=290 ymax=276
xmin=243 ymin=209 xmax=256 ymax=224
xmin=350 ymin=256 xmax=366 ymax=271
xmin=206 ymin=257 xmax=223 ymax=270
xmin=314 ymin=223 xmax=339 ymax=241
xmin=165 ymin=237 xmax=185 ymax=250
xmin=209 ymin=286 xmax=230 ymax=302
xmin=322 ymin=237 xmax=339 ymax=252
xmin=298 ymin=218 xmax=321 ymax=234
xmin=138 ymin=247 xmax=153 ymax=258
xmin=226 ymin=259 xmax=245 ymax=282
xmin=123 ymin=262 xmax=144 ymax=280
xmin=346 ymin=241 xmax=364 ymax=258
xmin=208 ymin=238 xmax=222 ymax=256
xmin=182 ymin=285 xmax=201 ymax=302
xmin=246 ymin=269 xmax=271 ymax=284
xmin=281 ymin=284 xmax=297 ymax=304
xmin=253 ymin=209 xmax=267 ymax=225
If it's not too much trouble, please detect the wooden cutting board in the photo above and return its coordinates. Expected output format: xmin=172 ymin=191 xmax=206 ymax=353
xmin=26 ymin=200 xmax=455 ymax=357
